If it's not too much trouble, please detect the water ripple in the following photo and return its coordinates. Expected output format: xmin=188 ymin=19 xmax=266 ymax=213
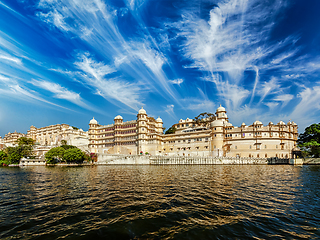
xmin=0 ymin=165 xmax=319 ymax=239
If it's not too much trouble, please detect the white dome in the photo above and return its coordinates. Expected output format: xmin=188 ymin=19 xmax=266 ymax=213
xmin=254 ymin=120 xmax=262 ymax=125
xmin=278 ymin=120 xmax=285 ymax=125
xmin=241 ymin=122 xmax=246 ymax=126
xmin=292 ymin=121 xmax=297 ymax=126
xmin=138 ymin=107 xmax=146 ymax=114
xmin=156 ymin=117 xmax=163 ymax=122
xmin=269 ymin=122 xmax=274 ymax=125
xmin=216 ymin=104 xmax=226 ymax=112
xmin=90 ymin=117 xmax=98 ymax=125
xmin=211 ymin=120 xmax=224 ymax=128
xmin=114 ymin=115 xmax=123 ymax=120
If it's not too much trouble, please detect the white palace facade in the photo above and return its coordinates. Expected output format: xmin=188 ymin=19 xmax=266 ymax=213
xmin=89 ymin=106 xmax=299 ymax=158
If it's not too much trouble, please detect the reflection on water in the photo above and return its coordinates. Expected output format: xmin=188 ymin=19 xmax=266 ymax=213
xmin=0 ymin=165 xmax=319 ymax=239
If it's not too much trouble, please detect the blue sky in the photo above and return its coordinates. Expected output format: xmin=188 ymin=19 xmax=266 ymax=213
xmin=0 ymin=0 xmax=320 ymax=137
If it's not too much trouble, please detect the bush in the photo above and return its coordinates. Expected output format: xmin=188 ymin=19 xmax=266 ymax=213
xmin=45 ymin=147 xmax=65 ymax=164
xmin=63 ymin=148 xmax=85 ymax=163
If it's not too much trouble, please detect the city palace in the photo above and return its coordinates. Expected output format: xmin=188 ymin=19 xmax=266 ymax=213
xmin=88 ymin=106 xmax=299 ymax=158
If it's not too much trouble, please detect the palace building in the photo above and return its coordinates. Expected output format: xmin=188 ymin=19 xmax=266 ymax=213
xmin=26 ymin=124 xmax=88 ymax=150
xmin=3 ymin=131 xmax=26 ymax=146
xmin=89 ymin=106 xmax=299 ymax=158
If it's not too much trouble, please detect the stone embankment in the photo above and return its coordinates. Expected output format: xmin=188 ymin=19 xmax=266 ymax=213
xmin=96 ymin=154 xmax=269 ymax=165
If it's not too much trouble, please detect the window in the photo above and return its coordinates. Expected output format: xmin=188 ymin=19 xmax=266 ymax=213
xmin=214 ymin=145 xmax=216 ymax=149
xmin=249 ymin=145 xmax=252 ymax=149
xmin=235 ymin=146 xmax=237 ymax=149
xmin=265 ymin=145 xmax=267 ymax=149
xmin=265 ymin=154 xmax=267 ymax=157
xmin=276 ymin=145 xmax=278 ymax=149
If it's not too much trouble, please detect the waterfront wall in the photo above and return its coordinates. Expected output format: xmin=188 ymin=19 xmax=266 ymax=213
xmin=96 ymin=154 xmax=269 ymax=165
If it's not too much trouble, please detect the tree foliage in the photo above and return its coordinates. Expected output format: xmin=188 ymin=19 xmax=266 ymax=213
xmin=17 ymin=137 xmax=34 ymax=147
xmin=45 ymin=146 xmax=86 ymax=164
xmin=1 ymin=137 xmax=35 ymax=165
xmin=5 ymin=147 xmax=23 ymax=164
xmin=63 ymin=148 xmax=85 ymax=163
xmin=297 ymin=123 xmax=320 ymax=158
xmin=194 ymin=112 xmax=215 ymax=127
xmin=165 ymin=126 xmax=176 ymax=134
xmin=45 ymin=147 xmax=65 ymax=164
xmin=61 ymin=144 xmax=76 ymax=150
xmin=0 ymin=150 xmax=9 ymax=166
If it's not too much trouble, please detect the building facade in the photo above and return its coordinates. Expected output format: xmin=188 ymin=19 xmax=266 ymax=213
xmin=88 ymin=107 xmax=163 ymax=155
xmin=3 ymin=131 xmax=26 ymax=146
xmin=89 ymin=106 xmax=298 ymax=158
xmin=26 ymin=124 xmax=89 ymax=151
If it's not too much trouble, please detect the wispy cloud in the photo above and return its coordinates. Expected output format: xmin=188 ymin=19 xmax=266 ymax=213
xmin=0 ymin=84 xmax=72 ymax=111
xmin=35 ymin=0 xmax=181 ymax=105
xmin=169 ymin=78 xmax=184 ymax=86
xmin=287 ymin=85 xmax=320 ymax=129
xmin=74 ymin=53 xmax=143 ymax=110
xmin=31 ymin=79 xmax=82 ymax=104
xmin=164 ymin=104 xmax=176 ymax=119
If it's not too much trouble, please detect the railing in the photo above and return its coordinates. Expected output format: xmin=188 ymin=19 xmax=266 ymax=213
xmin=149 ymin=155 xmax=268 ymax=165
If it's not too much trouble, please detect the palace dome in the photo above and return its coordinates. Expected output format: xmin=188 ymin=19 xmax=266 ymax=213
xmin=211 ymin=120 xmax=224 ymax=128
xmin=90 ymin=117 xmax=98 ymax=125
xmin=138 ymin=107 xmax=146 ymax=115
xmin=156 ymin=117 xmax=163 ymax=122
xmin=253 ymin=120 xmax=263 ymax=125
xmin=278 ymin=120 xmax=285 ymax=125
xmin=216 ymin=104 xmax=226 ymax=112
xmin=114 ymin=115 xmax=123 ymax=120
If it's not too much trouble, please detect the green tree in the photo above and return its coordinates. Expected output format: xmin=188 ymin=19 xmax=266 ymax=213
xmin=61 ymin=144 xmax=76 ymax=150
xmin=17 ymin=137 xmax=34 ymax=146
xmin=165 ymin=126 xmax=176 ymax=134
xmin=16 ymin=137 xmax=35 ymax=158
xmin=5 ymin=147 xmax=23 ymax=164
xmin=297 ymin=123 xmax=320 ymax=158
xmin=0 ymin=150 xmax=9 ymax=166
xmin=45 ymin=147 xmax=65 ymax=164
xmin=194 ymin=112 xmax=215 ymax=127
xmin=63 ymin=148 xmax=85 ymax=163
xmin=61 ymin=140 xmax=67 ymax=145
xmin=0 ymin=150 xmax=7 ymax=161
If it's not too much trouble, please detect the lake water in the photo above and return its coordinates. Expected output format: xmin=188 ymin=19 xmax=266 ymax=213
xmin=0 ymin=165 xmax=319 ymax=239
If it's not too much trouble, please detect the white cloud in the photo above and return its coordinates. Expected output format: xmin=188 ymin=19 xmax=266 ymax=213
xmin=0 ymin=84 xmax=72 ymax=111
xmin=169 ymin=78 xmax=184 ymax=86
xmin=273 ymin=94 xmax=294 ymax=108
xmin=164 ymin=104 xmax=176 ymax=119
xmin=31 ymin=80 xmax=82 ymax=105
xmin=257 ymin=77 xmax=281 ymax=103
xmin=74 ymin=53 xmax=143 ymax=110
xmin=0 ymin=55 xmax=22 ymax=65
xmin=287 ymin=85 xmax=320 ymax=130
